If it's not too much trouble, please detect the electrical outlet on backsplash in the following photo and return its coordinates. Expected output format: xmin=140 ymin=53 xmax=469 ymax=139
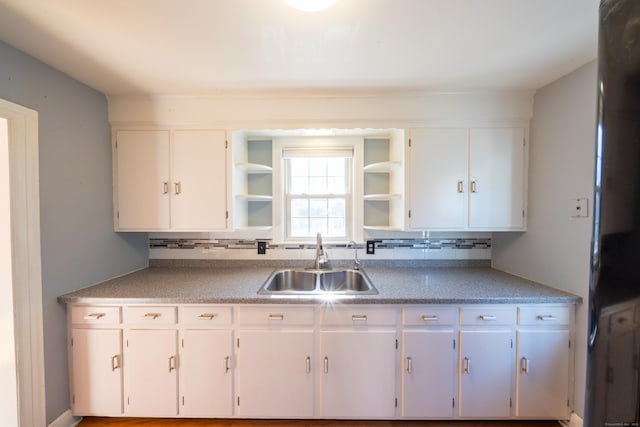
xmin=148 ymin=232 xmax=492 ymax=261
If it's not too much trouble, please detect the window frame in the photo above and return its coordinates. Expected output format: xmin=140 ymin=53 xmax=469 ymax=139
xmin=273 ymin=136 xmax=364 ymax=244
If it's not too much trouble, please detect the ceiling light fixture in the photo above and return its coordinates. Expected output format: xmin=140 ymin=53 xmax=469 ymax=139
xmin=282 ymin=0 xmax=339 ymax=12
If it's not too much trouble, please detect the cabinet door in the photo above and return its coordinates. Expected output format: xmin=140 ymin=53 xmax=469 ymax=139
xmin=516 ymin=329 xmax=570 ymax=418
xmin=179 ymin=329 xmax=233 ymax=417
xmin=321 ymin=330 xmax=397 ymax=418
xmin=409 ymin=128 xmax=468 ymax=229
xmin=70 ymin=329 xmax=123 ymax=416
xmin=469 ymin=127 xmax=525 ymax=229
xmin=402 ymin=330 xmax=456 ymax=418
xmin=172 ymin=130 xmax=227 ymax=230
xmin=125 ymin=329 xmax=178 ymax=416
xmin=236 ymin=330 xmax=314 ymax=417
xmin=115 ymin=130 xmax=170 ymax=230
xmin=459 ymin=330 xmax=513 ymax=417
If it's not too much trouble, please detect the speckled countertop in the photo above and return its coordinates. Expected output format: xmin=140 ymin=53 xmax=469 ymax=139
xmin=57 ymin=260 xmax=581 ymax=305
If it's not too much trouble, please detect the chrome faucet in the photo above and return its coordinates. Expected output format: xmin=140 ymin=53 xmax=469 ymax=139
xmin=314 ymin=232 xmax=330 ymax=270
xmin=348 ymin=240 xmax=361 ymax=270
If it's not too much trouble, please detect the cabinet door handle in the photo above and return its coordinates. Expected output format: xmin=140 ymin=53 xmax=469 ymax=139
xmin=198 ymin=313 xmax=218 ymax=320
xmin=143 ymin=312 xmax=161 ymax=320
xmin=306 ymin=356 xmax=311 ymax=373
xmin=174 ymin=182 xmax=181 ymax=195
xmin=169 ymin=356 xmax=176 ymax=372
xmin=84 ymin=312 xmax=106 ymax=320
xmin=463 ymin=357 xmax=471 ymax=374
xmin=479 ymin=315 xmax=497 ymax=321
xmin=536 ymin=315 xmax=557 ymax=321
xmin=470 ymin=181 xmax=478 ymax=193
xmin=520 ymin=357 xmax=529 ymax=374
xmin=457 ymin=181 xmax=464 ymax=193
xmin=352 ymin=314 xmax=367 ymax=321
xmin=225 ymin=356 xmax=231 ymax=373
xmin=163 ymin=182 xmax=169 ymax=194
xmin=406 ymin=357 xmax=413 ymax=374
xmin=421 ymin=315 xmax=439 ymax=321
xmin=324 ymin=357 xmax=329 ymax=374
xmin=111 ymin=354 xmax=120 ymax=371
xmin=268 ymin=314 xmax=284 ymax=320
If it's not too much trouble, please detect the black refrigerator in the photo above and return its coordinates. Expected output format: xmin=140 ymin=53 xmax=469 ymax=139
xmin=586 ymin=1 xmax=640 ymax=426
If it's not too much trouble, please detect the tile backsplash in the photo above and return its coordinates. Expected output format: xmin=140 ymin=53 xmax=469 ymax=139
xmin=149 ymin=234 xmax=491 ymax=261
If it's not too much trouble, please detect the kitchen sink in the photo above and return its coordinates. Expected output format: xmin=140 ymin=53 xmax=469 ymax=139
xmin=258 ymin=268 xmax=378 ymax=295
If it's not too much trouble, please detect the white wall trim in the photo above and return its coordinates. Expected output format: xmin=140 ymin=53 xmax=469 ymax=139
xmin=47 ymin=410 xmax=81 ymax=427
xmin=0 ymin=98 xmax=46 ymax=427
xmin=559 ymin=412 xmax=584 ymax=427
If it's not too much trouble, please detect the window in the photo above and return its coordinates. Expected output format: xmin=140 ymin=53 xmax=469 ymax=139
xmin=283 ymin=150 xmax=352 ymax=240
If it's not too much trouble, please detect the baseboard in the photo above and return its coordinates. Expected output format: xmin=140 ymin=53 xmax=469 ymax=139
xmin=48 ymin=409 xmax=82 ymax=427
xmin=559 ymin=412 xmax=584 ymax=427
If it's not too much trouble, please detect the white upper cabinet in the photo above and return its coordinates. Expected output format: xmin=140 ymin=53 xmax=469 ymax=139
xmin=408 ymin=127 xmax=526 ymax=231
xmin=114 ymin=129 xmax=228 ymax=231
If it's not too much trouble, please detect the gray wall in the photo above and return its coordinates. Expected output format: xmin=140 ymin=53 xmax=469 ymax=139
xmin=0 ymin=42 xmax=148 ymax=424
xmin=492 ymin=60 xmax=598 ymax=418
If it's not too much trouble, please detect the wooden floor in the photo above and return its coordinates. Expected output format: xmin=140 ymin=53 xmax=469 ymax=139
xmin=78 ymin=418 xmax=561 ymax=427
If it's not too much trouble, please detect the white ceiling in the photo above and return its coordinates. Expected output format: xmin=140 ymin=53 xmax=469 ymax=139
xmin=0 ymin=0 xmax=599 ymax=96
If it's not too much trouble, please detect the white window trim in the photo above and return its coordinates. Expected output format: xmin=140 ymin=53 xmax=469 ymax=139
xmin=272 ymin=136 xmax=364 ymax=244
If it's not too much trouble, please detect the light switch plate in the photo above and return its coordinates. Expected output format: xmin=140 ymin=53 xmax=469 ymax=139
xmin=571 ymin=198 xmax=589 ymax=218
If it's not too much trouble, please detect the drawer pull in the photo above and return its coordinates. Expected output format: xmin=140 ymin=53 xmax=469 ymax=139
xmin=143 ymin=313 xmax=162 ymax=320
xmin=520 ymin=357 xmax=530 ymax=374
xmin=479 ymin=315 xmax=497 ymax=321
xmin=406 ymin=357 xmax=413 ymax=374
xmin=536 ymin=315 xmax=557 ymax=321
xmin=421 ymin=315 xmax=439 ymax=321
xmin=225 ymin=356 xmax=231 ymax=373
xmin=352 ymin=315 xmax=368 ymax=321
xmin=169 ymin=356 xmax=176 ymax=372
xmin=463 ymin=357 xmax=471 ymax=374
xmin=306 ymin=356 xmax=311 ymax=374
xmin=268 ymin=314 xmax=284 ymax=320
xmin=111 ymin=355 xmax=120 ymax=371
xmin=198 ymin=313 xmax=218 ymax=320
xmin=84 ymin=312 xmax=106 ymax=320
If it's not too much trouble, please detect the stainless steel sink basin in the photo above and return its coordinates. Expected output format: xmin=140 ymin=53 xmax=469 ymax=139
xmin=258 ymin=268 xmax=378 ymax=295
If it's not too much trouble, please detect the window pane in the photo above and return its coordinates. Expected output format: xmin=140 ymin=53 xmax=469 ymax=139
xmin=309 ymin=177 xmax=327 ymax=194
xmin=328 ymin=218 xmax=346 ymax=237
xmin=309 ymin=158 xmax=327 ymax=176
xmin=290 ymin=158 xmax=309 ymax=177
xmin=290 ymin=218 xmax=309 ymax=237
xmin=290 ymin=177 xmax=308 ymax=194
xmin=291 ymin=199 xmax=309 ymax=217
xmin=309 ymin=218 xmax=327 ymax=236
xmin=327 ymin=177 xmax=345 ymax=194
xmin=310 ymin=199 xmax=328 ymax=217
xmin=328 ymin=198 xmax=345 ymax=217
xmin=327 ymin=158 xmax=345 ymax=175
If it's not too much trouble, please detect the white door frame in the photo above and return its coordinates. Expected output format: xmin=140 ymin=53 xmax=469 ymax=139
xmin=1 ymin=98 xmax=46 ymax=426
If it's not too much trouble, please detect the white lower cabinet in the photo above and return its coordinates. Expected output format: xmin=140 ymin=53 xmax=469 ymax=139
xmin=124 ymin=329 xmax=178 ymax=416
xmin=67 ymin=302 xmax=574 ymax=421
xmin=402 ymin=306 xmax=458 ymax=418
xmin=516 ymin=305 xmax=572 ymax=418
xmin=236 ymin=329 xmax=314 ymax=417
xmin=320 ymin=307 xmax=398 ymax=418
xmin=179 ymin=329 xmax=234 ymax=417
xmin=70 ymin=328 xmax=123 ymax=416
xmin=459 ymin=306 xmax=516 ymax=418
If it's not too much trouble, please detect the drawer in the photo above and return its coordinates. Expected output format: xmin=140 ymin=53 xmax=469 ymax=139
xmin=181 ymin=305 xmax=233 ymax=325
xmin=518 ymin=305 xmax=571 ymax=326
xmin=321 ymin=306 xmax=397 ymax=326
xmin=460 ymin=306 xmax=516 ymax=326
xmin=123 ymin=305 xmax=177 ymax=325
xmin=403 ymin=306 xmax=458 ymax=326
xmin=238 ymin=306 xmax=314 ymax=326
xmin=71 ymin=305 xmax=121 ymax=325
